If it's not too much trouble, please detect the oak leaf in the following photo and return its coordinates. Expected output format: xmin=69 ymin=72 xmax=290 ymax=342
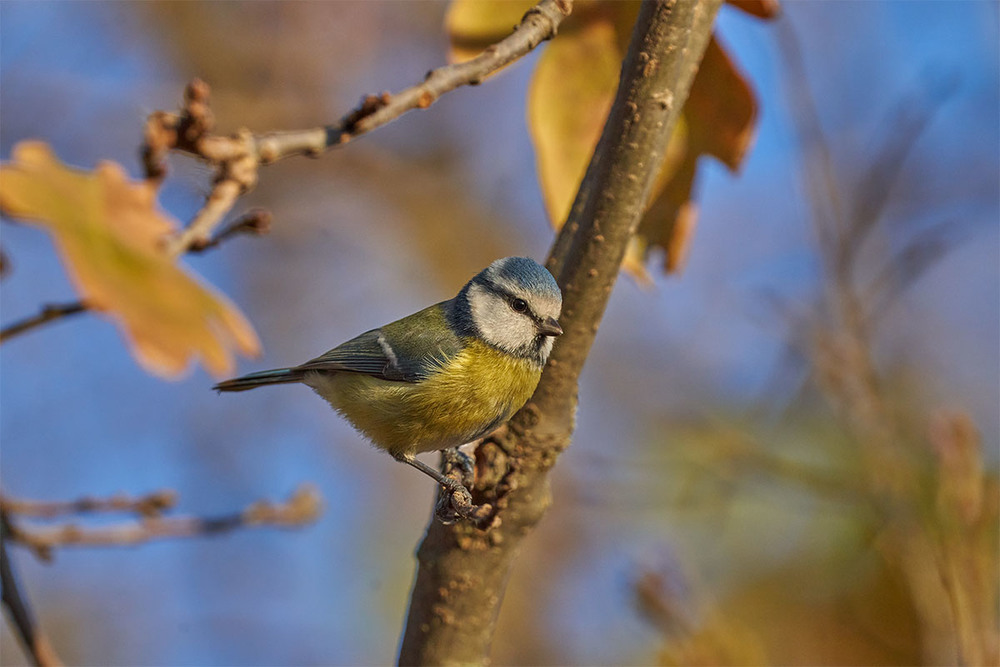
xmin=0 ymin=141 xmax=260 ymax=378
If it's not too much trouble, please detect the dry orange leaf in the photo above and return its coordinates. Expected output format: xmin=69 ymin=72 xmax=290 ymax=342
xmin=0 ymin=141 xmax=260 ymax=378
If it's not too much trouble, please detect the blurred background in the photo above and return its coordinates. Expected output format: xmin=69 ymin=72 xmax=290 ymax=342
xmin=1 ymin=1 xmax=996 ymax=665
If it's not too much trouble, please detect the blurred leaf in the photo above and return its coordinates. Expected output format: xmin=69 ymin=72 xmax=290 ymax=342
xmin=0 ymin=141 xmax=260 ymax=378
xmin=631 ymin=36 xmax=757 ymax=277
xmin=686 ymin=36 xmax=758 ymax=171
xmin=632 ymin=147 xmax=699 ymax=279
xmin=527 ymin=17 xmax=623 ymax=228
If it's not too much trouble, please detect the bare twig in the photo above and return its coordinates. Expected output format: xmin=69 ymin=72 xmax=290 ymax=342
xmin=187 ymin=208 xmax=272 ymax=254
xmin=0 ymin=489 xmax=177 ymax=519
xmin=845 ymin=74 xmax=956 ymax=260
xmin=252 ymin=0 xmax=573 ymax=162
xmin=144 ymin=0 xmax=573 ymax=254
xmin=0 ymin=301 xmax=88 ymax=344
xmin=5 ymin=485 xmax=322 ymax=562
xmin=164 ymin=178 xmax=247 ymax=257
xmin=1 ymin=513 xmax=64 ymax=667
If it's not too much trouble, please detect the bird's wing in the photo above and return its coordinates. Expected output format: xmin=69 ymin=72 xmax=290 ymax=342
xmin=292 ymin=302 xmax=461 ymax=383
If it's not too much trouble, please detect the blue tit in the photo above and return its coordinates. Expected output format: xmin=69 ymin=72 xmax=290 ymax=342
xmin=214 ymin=256 xmax=563 ymax=491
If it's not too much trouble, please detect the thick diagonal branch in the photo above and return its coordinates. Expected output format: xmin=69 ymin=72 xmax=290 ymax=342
xmin=398 ymin=2 xmax=722 ymax=664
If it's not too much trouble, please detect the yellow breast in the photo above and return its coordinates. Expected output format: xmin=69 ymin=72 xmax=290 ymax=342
xmin=306 ymin=339 xmax=542 ymax=456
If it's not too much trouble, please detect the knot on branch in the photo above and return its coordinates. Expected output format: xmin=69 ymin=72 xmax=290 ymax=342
xmin=338 ymin=92 xmax=393 ymax=141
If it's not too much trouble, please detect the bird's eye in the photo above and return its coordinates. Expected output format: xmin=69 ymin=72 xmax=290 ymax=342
xmin=510 ymin=298 xmax=528 ymax=313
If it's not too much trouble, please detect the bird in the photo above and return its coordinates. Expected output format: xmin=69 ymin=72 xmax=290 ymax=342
xmin=214 ymin=256 xmax=563 ymax=494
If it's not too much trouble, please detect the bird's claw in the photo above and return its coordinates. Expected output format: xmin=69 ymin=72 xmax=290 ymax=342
xmin=434 ymin=483 xmax=494 ymax=528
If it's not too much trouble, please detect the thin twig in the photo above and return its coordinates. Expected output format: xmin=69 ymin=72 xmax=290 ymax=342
xmin=146 ymin=0 xmax=573 ymax=253
xmin=164 ymin=178 xmax=246 ymax=257
xmin=0 ymin=489 xmax=177 ymax=519
xmin=0 ymin=301 xmax=88 ymax=344
xmin=5 ymin=485 xmax=322 ymax=562
xmin=252 ymin=0 xmax=574 ymax=163
xmin=186 ymin=208 xmax=272 ymax=254
xmin=1 ymin=513 xmax=64 ymax=667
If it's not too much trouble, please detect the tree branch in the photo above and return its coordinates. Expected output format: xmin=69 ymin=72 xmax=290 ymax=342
xmin=398 ymin=2 xmax=722 ymax=664
xmin=251 ymin=0 xmax=573 ymax=163
xmin=0 ymin=301 xmax=88 ymax=344
xmin=0 ymin=489 xmax=177 ymax=519
xmin=4 ymin=485 xmax=321 ymax=563
xmin=1 ymin=513 xmax=64 ymax=667
xmin=146 ymin=0 xmax=573 ymax=253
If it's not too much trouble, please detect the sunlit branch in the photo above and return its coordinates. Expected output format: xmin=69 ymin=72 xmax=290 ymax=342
xmin=4 ymin=485 xmax=322 ymax=563
xmin=253 ymin=0 xmax=573 ymax=162
xmin=144 ymin=0 xmax=573 ymax=253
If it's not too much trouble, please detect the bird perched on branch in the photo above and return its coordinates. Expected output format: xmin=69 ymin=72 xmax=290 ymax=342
xmin=215 ymin=256 xmax=563 ymax=501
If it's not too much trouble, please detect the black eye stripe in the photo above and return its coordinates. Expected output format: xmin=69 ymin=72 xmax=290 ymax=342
xmin=477 ymin=279 xmax=541 ymax=320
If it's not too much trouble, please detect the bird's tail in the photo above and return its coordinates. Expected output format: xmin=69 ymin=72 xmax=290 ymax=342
xmin=213 ymin=368 xmax=306 ymax=392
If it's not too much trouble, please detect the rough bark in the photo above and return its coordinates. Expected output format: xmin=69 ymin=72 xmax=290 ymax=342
xmin=398 ymin=2 xmax=722 ymax=664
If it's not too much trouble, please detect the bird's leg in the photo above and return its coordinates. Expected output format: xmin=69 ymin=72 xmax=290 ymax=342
xmin=392 ymin=452 xmax=465 ymax=492
xmin=392 ymin=451 xmax=484 ymax=525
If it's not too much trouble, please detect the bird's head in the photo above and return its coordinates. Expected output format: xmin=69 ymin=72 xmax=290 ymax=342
xmin=452 ymin=257 xmax=563 ymax=366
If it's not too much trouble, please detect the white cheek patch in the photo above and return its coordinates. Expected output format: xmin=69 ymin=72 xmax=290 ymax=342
xmin=468 ymin=283 xmax=536 ymax=354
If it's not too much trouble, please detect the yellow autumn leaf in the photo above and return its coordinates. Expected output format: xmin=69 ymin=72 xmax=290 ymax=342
xmin=0 ymin=141 xmax=260 ymax=379
xmin=527 ymin=17 xmax=622 ymax=227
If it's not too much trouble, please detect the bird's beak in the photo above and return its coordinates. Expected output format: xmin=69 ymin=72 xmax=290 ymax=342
xmin=538 ymin=316 xmax=563 ymax=337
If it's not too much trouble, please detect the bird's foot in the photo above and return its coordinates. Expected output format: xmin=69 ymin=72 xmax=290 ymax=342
xmin=435 ymin=448 xmax=494 ymax=527
xmin=435 ymin=484 xmax=494 ymax=528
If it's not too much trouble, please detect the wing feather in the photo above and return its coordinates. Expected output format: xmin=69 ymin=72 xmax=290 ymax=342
xmin=292 ymin=302 xmax=462 ymax=383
